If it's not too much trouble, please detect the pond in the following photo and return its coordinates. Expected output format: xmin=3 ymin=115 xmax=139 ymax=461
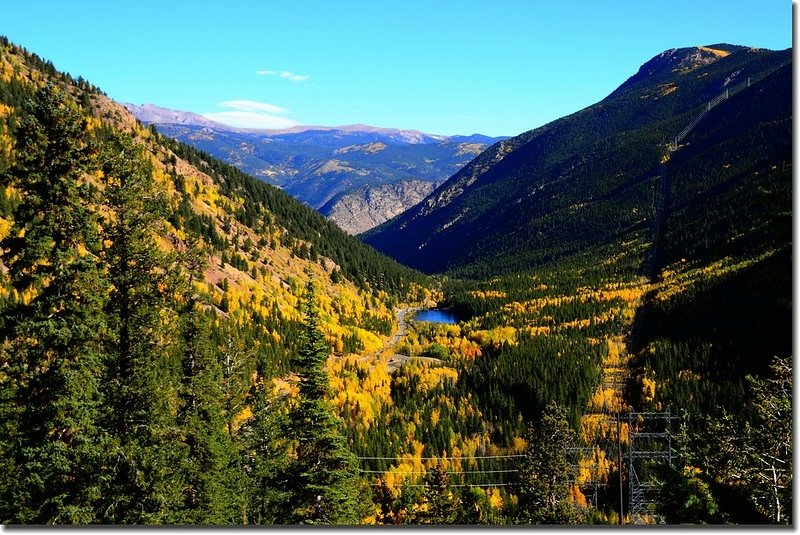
xmin=413 ymin=309 xmax=461 ymax=324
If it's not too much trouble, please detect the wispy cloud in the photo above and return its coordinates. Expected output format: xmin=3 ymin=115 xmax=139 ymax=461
xmin=203 ymin=111 xmax=298 ymax=129
xmin=203 ymin=99 xmax=299 ymax=130
xmin=218 ymin=99 xmax=289 ymax=115
xmin=256 ymin=68 xmax=310 ymax=82
xmin=279 ymin=70 xmax=310 ymax=82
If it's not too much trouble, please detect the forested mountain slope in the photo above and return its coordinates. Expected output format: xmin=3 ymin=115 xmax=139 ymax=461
xmin=0 ymin=35 xmax=791 ymax=526
xmin=364 ymin=45 xmax=792 ymax=524
xmin=0 ymin=37 xmax=428 ymax=328
xmin=363 ymin=45 xmax=790 ymax=278
xmin=631 ymin=59 xmax=791 ymax=417
xmin=0 ymin=37 xmax=438 ymax=524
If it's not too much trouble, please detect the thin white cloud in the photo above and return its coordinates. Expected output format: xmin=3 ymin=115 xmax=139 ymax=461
xmin=256 ymin=68 xmax=310 ymax=82
xmin=218 ymin=99 xmax=290 ymax=115
xmin=204 ymin=100 xmax=299 ymax=130
xmin=280 ymin=71 xmax=310 ymax=82
xmin=202 ymin=111 xmax=299 ymax=130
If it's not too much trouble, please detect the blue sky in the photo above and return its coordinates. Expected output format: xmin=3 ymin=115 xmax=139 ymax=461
xmin=3 ymin=1 xmax=791 ymax=137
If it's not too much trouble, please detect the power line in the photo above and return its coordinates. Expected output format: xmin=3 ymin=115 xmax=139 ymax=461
xmin=359 ymin=469 xmax=519 ymax=475
xmin=355 ymin=454 xmax=526 ymax=460
xmin=669 ymin=62 xmax=789 ymax=152
xmin=371 ymin=482 xmax=520 ymax=488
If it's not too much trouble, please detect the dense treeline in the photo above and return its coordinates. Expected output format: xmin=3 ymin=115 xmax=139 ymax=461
xmin=631 ymin=63 xmax=792 ymax=419
xmin=440 ymin=259 xmax=641 ymax=441
xmin=364 ymin=46 xmax=791 ymax=278
xmin=0 ymin=83 xmax=246 ymax=523
xmin=457 ymin=333 xmax=604 ymax=435
xmin=156 ymin=134 xmax=427 ymax=297
xmin=0 ymin=45 xmax=403 ymax=525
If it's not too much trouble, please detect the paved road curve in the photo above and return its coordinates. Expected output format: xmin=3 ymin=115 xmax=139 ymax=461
xmin=355 ymin=307 xmax=443 ymax=371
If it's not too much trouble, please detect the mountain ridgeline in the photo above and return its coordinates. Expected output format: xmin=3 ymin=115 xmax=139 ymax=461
xmin=363 ymin=45 xmax=791 ymax=278
xmin=127 ymin=103 xmax=506 ymax=234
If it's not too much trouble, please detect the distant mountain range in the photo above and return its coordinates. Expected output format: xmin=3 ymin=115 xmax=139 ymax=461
xmin=125 ymin=103 xmax=506 ymax=233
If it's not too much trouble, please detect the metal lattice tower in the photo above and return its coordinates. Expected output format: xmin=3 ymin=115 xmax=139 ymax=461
xmin=669 ymin=61 xmax=791 ymax=153
xmin=626 ymin=410 xmax=679 ymax=524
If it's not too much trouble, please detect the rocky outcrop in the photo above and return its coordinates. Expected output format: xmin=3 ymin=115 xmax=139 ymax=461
xmin=320 ymin=179 xmax=439 ymax=235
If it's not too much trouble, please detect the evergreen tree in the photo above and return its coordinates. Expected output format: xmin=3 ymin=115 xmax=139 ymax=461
xmin=214 ymin=320 xmax=254 ymax=439
xmin=370 ymin=478 xmax=396 ymax=524
xmin=456 ymin=487 xmax=492 ymax=525
xmin=241 ymin=370 xmax=290 ymax=524
xmin=517 ymin=402 xmax=583 ymax=525
xmin=97 ymin=133 xmax=186 ymax=523
xmin=687 ymin=356 xmax=792 ymax=524
xmin=177 ymin=245 xmax=244 ymax=524
xmin=0 ymin=83 xmax=110 ymax=523
xmin=653 ymin=464 xmax=721 ymax=524
xmin=277 ymin=279 xmax=360 ymax=524
xmin=417 ymin=464 xmax=458 ymax=524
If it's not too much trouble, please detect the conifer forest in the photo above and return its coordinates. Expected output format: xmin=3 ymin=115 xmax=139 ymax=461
xmin=0 ymin=28 xmax=792 ymax=527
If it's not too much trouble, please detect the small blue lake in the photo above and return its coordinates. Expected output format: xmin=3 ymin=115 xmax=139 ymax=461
xmin=413 ymin=309 xmax=460 ymax=324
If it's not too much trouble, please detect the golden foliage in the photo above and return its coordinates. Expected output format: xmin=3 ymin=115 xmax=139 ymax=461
xmin=698 ymin=46 xmax=731 ymax=58
xmin=328 ymin=356 xmax=392 ymax=430
xmin=0 ymin=217 xmax=11 ymax=242
xmin=469 ymin=326 xmax=516 ymax=348
xmin=641 ymin=376 xmax=656 ymax=403
xmin=486 ymin=488 xmax=503 ymax=509
xmin=469 ymin=289 xmax=507 ymax=299
xmin=231 ymin=406 xmax=253 ymax=432
xmin=656 ymin=251 xmax=777 ymax=303
xmin=569 ymin=485 xmax=589 ymax=508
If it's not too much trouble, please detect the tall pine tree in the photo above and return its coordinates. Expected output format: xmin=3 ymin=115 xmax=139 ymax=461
xmin=0 ymin=83 xmax=110 ymax=524
xmin=241 ymin=364 xmax=290 ymax=524
xmin=97 ymin=132 xmax=187 ymax=523
xmin=416 ymin=463 xmax=458 ymax=524
xmin=277 ymin=279 xmax=360 ymax=524
xmin=176 ymin=244 xmax=244 ymax=524
xmin=517 ymin=402 xmax=583 ymax=525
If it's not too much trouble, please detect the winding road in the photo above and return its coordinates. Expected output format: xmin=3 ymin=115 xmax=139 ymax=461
xmin=366 ymin=306 xmax=442 ymax=371
xmin=387 ymin=307 xmax=418 ymax=348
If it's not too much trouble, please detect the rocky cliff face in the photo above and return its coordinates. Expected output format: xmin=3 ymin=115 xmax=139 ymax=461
xmin=319 ymin=179 xmax=439 ymax=235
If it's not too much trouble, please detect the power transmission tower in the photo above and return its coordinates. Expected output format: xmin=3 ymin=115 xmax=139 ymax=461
xmin=625 ymin=410 xmax=679 ymax=524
